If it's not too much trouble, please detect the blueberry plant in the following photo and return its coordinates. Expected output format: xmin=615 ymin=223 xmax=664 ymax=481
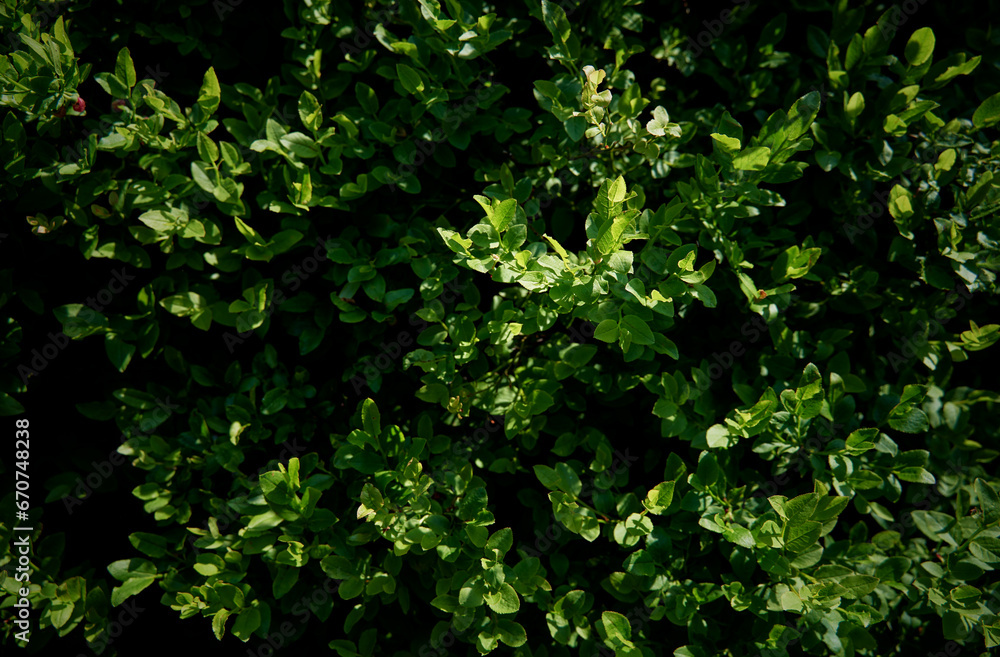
xmin=2 ymin=0 xmax=1000 ymax=656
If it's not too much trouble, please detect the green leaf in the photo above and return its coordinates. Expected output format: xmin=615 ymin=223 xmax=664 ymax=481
xmin=76 ymin=401 xmax=117 ymax=421
xmin=888 ymin=385 xmax=929 ymax=433
xmin=49 ymin=601 xmax=74 ymax=629
xmin=845 ymin=91 xmax=865 ymax=126
xmin=490 ymin=199 xmax=517 ymax=233
xmin=911 ymin=510 xmax=957 ymax=545
xmin=338 ymin=577 xmax=365 ymax=599
xmin=107 ymin=558 xmax=158 ymax=581
xmin=128 ymin=532 xmax=169 ymax=558
xmin=564 ymin=115 xmax=587 ymax=141
xmin=785 ymin=91 xmax=821 ymax=140
xmin=973 ymin=91 xmax=1000 ymax=129
xmin=602 ymin=610 xmax=632 ymax=643
xmin=705 ymin=424 xmax=731 ymax=448
xmin=362 ymin=398 xmax=381 ymax=443
xmin=783 ymin=492 xmax=820 ymax=524
xmin=620 ymin=314 xmax=654 ymax=346
xmin=485 ymin=527 xmax=513 ymax=557
xmin=593 ymin=319 xmax=619 ymax=343
xmin=320 ymin=555 xmax=356 ymax=579
xmin=396 ymin=63 xmax=425 ymax=94
xmin=711 ymin=132 xmax=741 ymax=152
xmin=194 ymin=553 xmax=225 ymax=576
xmin=971 ymin=537 xmax=1000 ymax=563
xmin=355 ymin=82 xmax=379 ymax=115
xmin=495 ymin=619 xmax=527 ymax=647
xmin=888 ymin=406 xmax=929 ymax=433
xmin=840 ymin=575 xmax=880 ymax=599
xmin=280 ymin=132 xmax=321 ymax=158
xmin=975 ymin=479 xmax=1000 ymax=526
xmin=115 ymin=47 xmax=136 ymax=89
xmin=110 ymin=576 xmax=155 ymax=607
xmin=942 ymin=610 xmax=970 ymax=641
xmin=623 ymin=550 xmax=656 ymax=576
xmin=484 ymin=583 xmax=520 ymax=614
xmin=625 ymin=513 xmax=653 ymax=536
xmin=212 ymin=608 xmax=230 ymax=641
xmin=273 ymin=567 xmax=299 ymax=599
xmin=0 ymin=391 xmax=26 ymax=416
xmin=845 ymin=428 xmax=878 ymax=453
xmin=541 ymin=0 xmax=572 ymax=43
xmin=197 ymin=132 xmax=219 ymax=163
xmin=466 ymin=525 xmax=489 ymax=548
xmin=784 ymin=520 xmax=822 ymax=553
xmin=594 ymin=215 xmax=630 ymax=255
xmin=904 ymin=27 xmax=935 ymax=66
xmin=138 ymin=210 xmax=175 ymax=232
xmin=815 ymin=150 xmax=841 ymax=171
xmin=646 ymin=106 xmax=679 ymax=137
xmin=231 ymin=607 xmax=261 ymax=641
xmin=55 ymin=304 xmax=108 ymax=338
xmin=725 ymin=524 xmax=755 ymax=549
xmin=643 ymin=481 xmax=676 ymax=514
xmin=533 ymin=464 xmax=561 ymax=490
xmin=112 ymin=388 xmax=158 ymax=409
xmin=896 ymin=467 xmax=936 ymax=484
xmin=358 ymin=482 xmax=384 ymax=517
xmin=888 ymin=185 xmax=914 ymax=221
xmin=608 ymin=175 xmax=627 ymax=204
xmin=104 ymin=333 xmax=136 ymax=373
xmin=554 ymin=461 xmax=582 ymax=495
xmin=197 ymin=67 xmax=221 ymax=117
xmin=733 ymin=146 xmax=770 ymax=171
xmin=298 ymin=90 xmax=323 ymax=131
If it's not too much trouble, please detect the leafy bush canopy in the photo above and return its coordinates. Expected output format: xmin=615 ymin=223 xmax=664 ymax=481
xmin=2 ymin=0 xmax=1000 ymax=655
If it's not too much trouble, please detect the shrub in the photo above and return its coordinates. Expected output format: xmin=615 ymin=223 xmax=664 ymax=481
xmin=2 ymin=0 xmax=1000 ymax=655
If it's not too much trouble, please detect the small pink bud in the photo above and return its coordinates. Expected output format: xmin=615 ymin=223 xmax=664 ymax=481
xmin=111 ymin=99 xmax=127 ymax=112
xmin=73 ymin=97 xmax=86 ymax=112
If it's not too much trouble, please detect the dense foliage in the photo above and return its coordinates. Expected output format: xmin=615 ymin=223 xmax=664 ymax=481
xmin=3 ymin=0 xmax=1000 ymax=655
